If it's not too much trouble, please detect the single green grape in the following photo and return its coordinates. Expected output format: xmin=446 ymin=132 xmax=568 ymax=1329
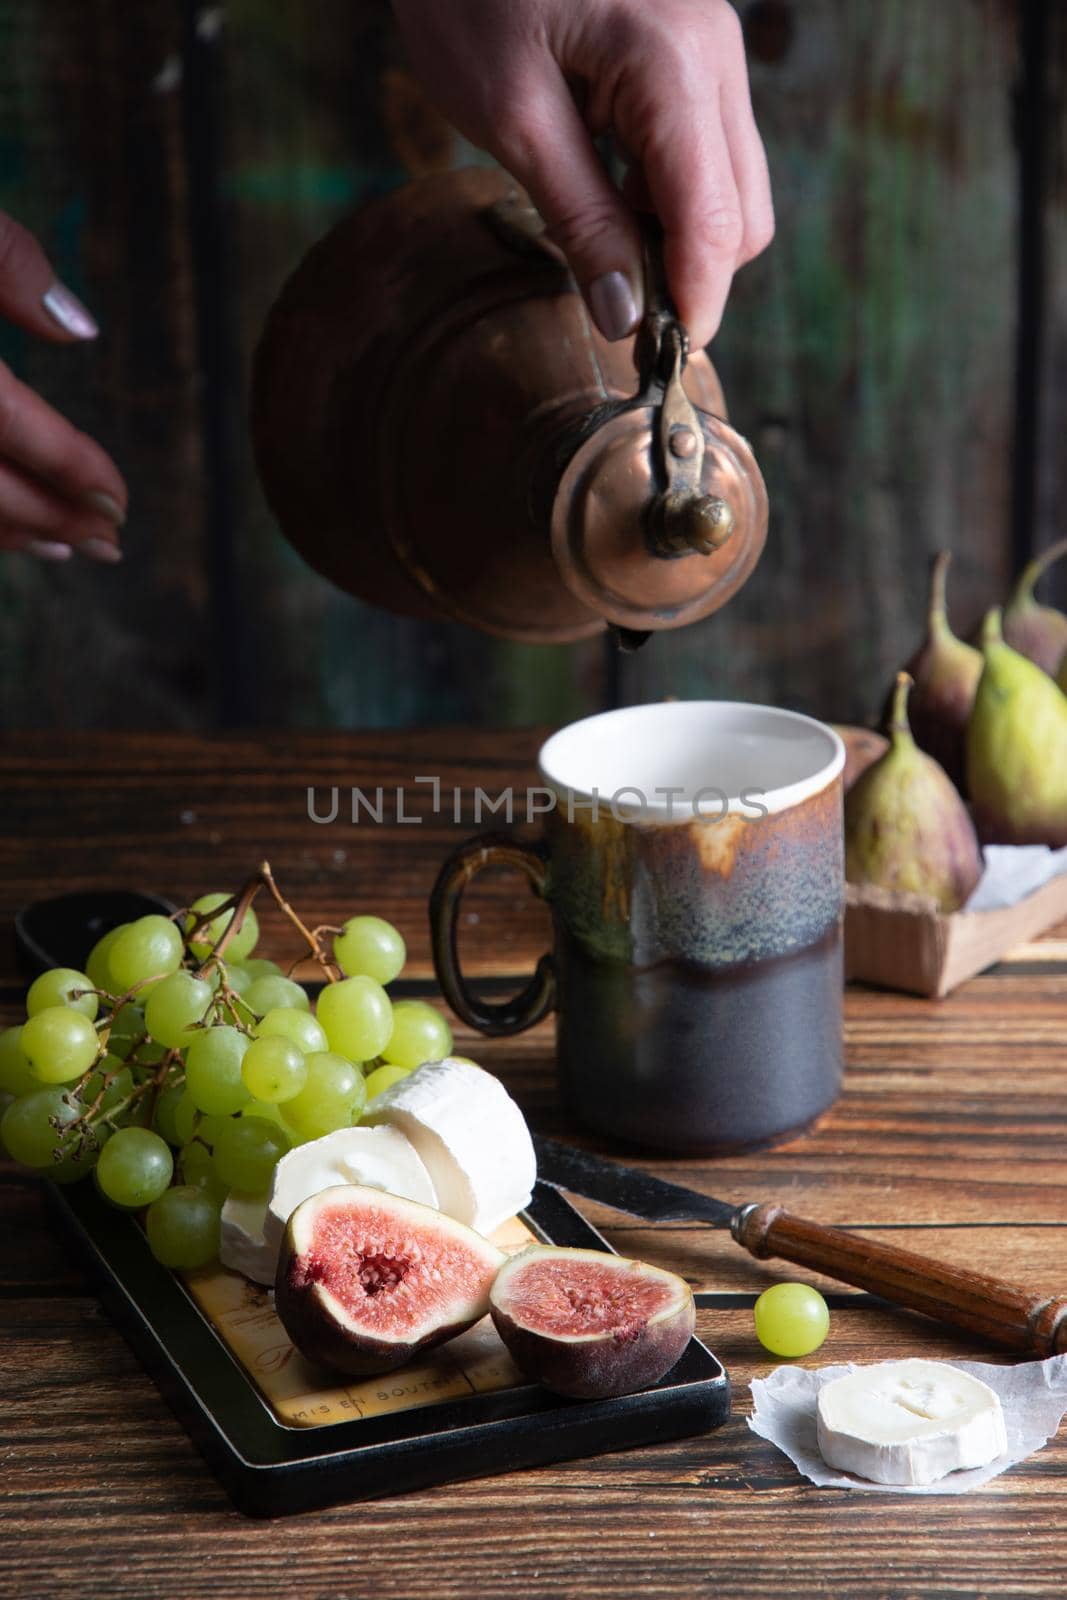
xmin=241 ymin=1098 xmax=295 ymax=1137
xmin=95 ymin=1126 xmax=174 ymax=1209
xmin=382 ymin=999 xmax=452 ymax=1070
xmin=225 ymin=963 xmax=252 ymax=996
xmin=172 ymin=1096 xmax=231 ymax=1150
xmin=333 ymin=916 xmax=406 ymax=986
xmin=146 ymin=1184 xmax=221 ymax=1269
xmin=26 ymin=966 xmax=99 ymax=1022
xmin=144 ymin=970 xmax=213 ymax=1049
xmin=0 ymin=1026 xmax=35 ymax=1096
xmin=241 ymin=958 xmax=284 ymax=982
xmin=185 ymin=892 xmax=260 ymax=963
xmin=212 ymin=1115 xmax=289 ymax=1195
xmin=109 ymin=915 xmax=184 ymax=991
xmin=241 ymin=1036 xmax=308 ymax=1104
xmin=1 ymin=1086 xmax=81 ymax=1166
xmin=153 ymin=1083 xmax=186 ymax=1146
xmin=200 ymin=1113 xmax=233 ymax=1146
xmin=363 ymin=1062 xmax=412 ymax=1102
xmin=284 ymin=1051 xmax=366 ymax=1139
xmin=173 ymin=1092 xmax=200 ymax=1147
xmin=316 ymin=976 xmax=392 ymax=1061
xmin=254 ymin=1006 xmax=327 ymax=1055
xmin=86 ymin=924 xmax=127 ymax=993
xmin=244 ymin=974 xmax=309 ymax=1016
xmin=21 ymin=1006 xmax=101 ymax=1084
xmin=105 ymin=1004 xmax=147 ymax=1060
xmin=178 ymin=1138 xmax=229 ymax=1202
xmin=753 ymin=1282 xmax=830 ymax=1358
xmin=184 ymin=1025 xmax=251 ymax=1115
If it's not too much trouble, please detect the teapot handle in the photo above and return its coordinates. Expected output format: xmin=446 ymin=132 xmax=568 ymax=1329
xmin=634 ymin=216 xmax=736 ymax=559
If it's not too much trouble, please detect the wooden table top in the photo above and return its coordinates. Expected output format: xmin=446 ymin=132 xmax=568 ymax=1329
xmin=2 ymin=731 xmax=1065 ymax=1600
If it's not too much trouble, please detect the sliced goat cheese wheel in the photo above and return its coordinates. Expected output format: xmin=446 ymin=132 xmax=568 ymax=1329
xmin=816 ymin=1359 xmax=1008 ymax=1485
xmin=366 ymin=1057 xmax=536 ymax=1237
xmin=262 ymin=1125 xmax=438 ymax=1266
xmin=220 ymin=1193 xmax=275 ymax=1285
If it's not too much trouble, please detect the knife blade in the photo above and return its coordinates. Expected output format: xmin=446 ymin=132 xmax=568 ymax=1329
xmin=531 ymin=1135 xmax=1067 ymax=1357
xmin=533 ymin=1135 xmax=738 ymax=1226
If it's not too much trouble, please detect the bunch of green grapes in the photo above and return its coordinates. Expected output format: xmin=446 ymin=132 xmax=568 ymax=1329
xmin=0 ymin=890 xmax=452 ymax=1273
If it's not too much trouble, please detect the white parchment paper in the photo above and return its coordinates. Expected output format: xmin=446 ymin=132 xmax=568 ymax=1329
xmin=965 ymin=844 xmax=1067 ymax=912
xmin=748 ymin=1355 xmax=1067 ymax=1493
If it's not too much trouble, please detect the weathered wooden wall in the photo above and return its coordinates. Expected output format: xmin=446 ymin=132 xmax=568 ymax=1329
xmin=0 ymin=0 xmax=1054 ymax=731
xmin=622 ymin=0 xmax=1023 ymax=715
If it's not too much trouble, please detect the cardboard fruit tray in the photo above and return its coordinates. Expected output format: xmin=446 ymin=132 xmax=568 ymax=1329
xmin=844 ymin=872 xmax=1067 ymax=998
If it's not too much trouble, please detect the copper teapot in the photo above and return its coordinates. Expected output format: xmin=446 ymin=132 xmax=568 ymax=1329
xmin=251 ymin=167 xmax=767 ymax=647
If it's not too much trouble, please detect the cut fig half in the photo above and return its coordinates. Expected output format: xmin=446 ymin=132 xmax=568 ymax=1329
xmin=275 ymin=1185 xmax=505 ymax=1376
xmin=489 ymin=1245 xmax=696 ymax=1400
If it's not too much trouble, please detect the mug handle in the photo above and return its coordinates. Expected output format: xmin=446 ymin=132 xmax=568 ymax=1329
xmin=430 ymin=831 xmax=555 ymax=1036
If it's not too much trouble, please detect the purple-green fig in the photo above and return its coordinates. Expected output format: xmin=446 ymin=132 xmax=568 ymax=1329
xmin=846 ymin=672 xmax=983 ymax=912
xmin=275 ymin=1185 xmax=504 ymax=1376
xmin=897 ymin=551 xmax=982 ymax=792
xmin=967 ymin=608 xmax=1067 ymax=846
xmin=1001 ymin=538 xmax=1067 ymax=677
xmin=488 ymin=1245 xmax=695 ymax=1400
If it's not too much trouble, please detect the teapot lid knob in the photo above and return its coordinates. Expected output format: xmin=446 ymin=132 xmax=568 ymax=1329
xmin=549 ymin=229 xmax=767 ymax=633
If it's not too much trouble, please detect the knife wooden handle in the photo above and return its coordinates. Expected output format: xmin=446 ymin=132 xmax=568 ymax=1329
xmin=734 ymin=1204 xmax=1067 ymax=1356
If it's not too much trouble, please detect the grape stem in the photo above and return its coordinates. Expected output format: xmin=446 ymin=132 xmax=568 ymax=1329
xmin=56 ymin=1047 xmax=185 ymax=1153
xmin=257 ymin=862 xmax=340 ymax=984
xmin=181 ymin=861 xmax=340 ymax=984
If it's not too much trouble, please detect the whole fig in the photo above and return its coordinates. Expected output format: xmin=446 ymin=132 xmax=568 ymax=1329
xmin=967 ymin=608 xmax=1067 ymax=846
xmin=1001 ymin=538 xmax=1067 ymax=676
xmin=897 ymin=550 xmax=982 ymax=791
xmin=846 ymin=672 xmax=983 ymax=912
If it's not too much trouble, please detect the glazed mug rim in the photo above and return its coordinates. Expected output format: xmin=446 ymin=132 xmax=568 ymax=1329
xmin=537 ymin=700 xmax=845 ymax=821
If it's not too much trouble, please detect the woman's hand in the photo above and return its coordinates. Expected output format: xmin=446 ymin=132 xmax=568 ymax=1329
xmin=392 ymin=0 xmax=773 ymax=346
xmin=0 ymin=211 xmax=127 ymax=563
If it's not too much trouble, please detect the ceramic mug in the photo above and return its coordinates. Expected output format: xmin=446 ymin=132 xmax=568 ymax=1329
xmin=430 ymin=702 xmax=846 ymax=1153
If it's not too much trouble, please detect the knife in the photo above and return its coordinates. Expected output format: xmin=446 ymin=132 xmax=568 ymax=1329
xmin=532 ymin=1135 xmax=1067 ymax=1357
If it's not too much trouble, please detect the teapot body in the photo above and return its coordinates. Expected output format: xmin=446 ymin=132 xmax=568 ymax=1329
xmin=252 ymin=167 xmax=765 ymax=644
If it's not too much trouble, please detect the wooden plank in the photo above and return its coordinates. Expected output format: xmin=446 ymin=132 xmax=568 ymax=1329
xmin=0 ymin=727 xmax=553 ymax=981
xmin=622 ymin=0 xmax=1020 ymax=726
xmin=0 ymin=1293 xmax=1063 ymax=1598
xmin=0 ymin=0 xmax=209 ymax=728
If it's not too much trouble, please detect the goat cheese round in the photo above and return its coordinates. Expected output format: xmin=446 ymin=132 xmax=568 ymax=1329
xmin=816 ymin=1359 xmax=1008 ymax=1485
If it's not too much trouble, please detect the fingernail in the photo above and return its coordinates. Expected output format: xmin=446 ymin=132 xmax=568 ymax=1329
xmin=42 ymin=282 xmax=99 ymax=340
xmin=80 ymin=537 xmax=123 ymax=564
xmin=82 ymin=490 xmax=126 ymax=526
xmin=26 ymin=539 xmax=73 ymax=562
xmin=588 ymin=271 xmax=640 ymax=341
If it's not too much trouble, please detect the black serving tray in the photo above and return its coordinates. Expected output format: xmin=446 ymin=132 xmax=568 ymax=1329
xmin=48 ymin=1178 xmax=730 ymax=1516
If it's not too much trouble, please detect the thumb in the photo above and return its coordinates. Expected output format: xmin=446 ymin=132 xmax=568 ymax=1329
xmin=0 ymin=212 xmax=99 ymax=341
xmin=493 ymin=70 xmax=644 ymax=341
